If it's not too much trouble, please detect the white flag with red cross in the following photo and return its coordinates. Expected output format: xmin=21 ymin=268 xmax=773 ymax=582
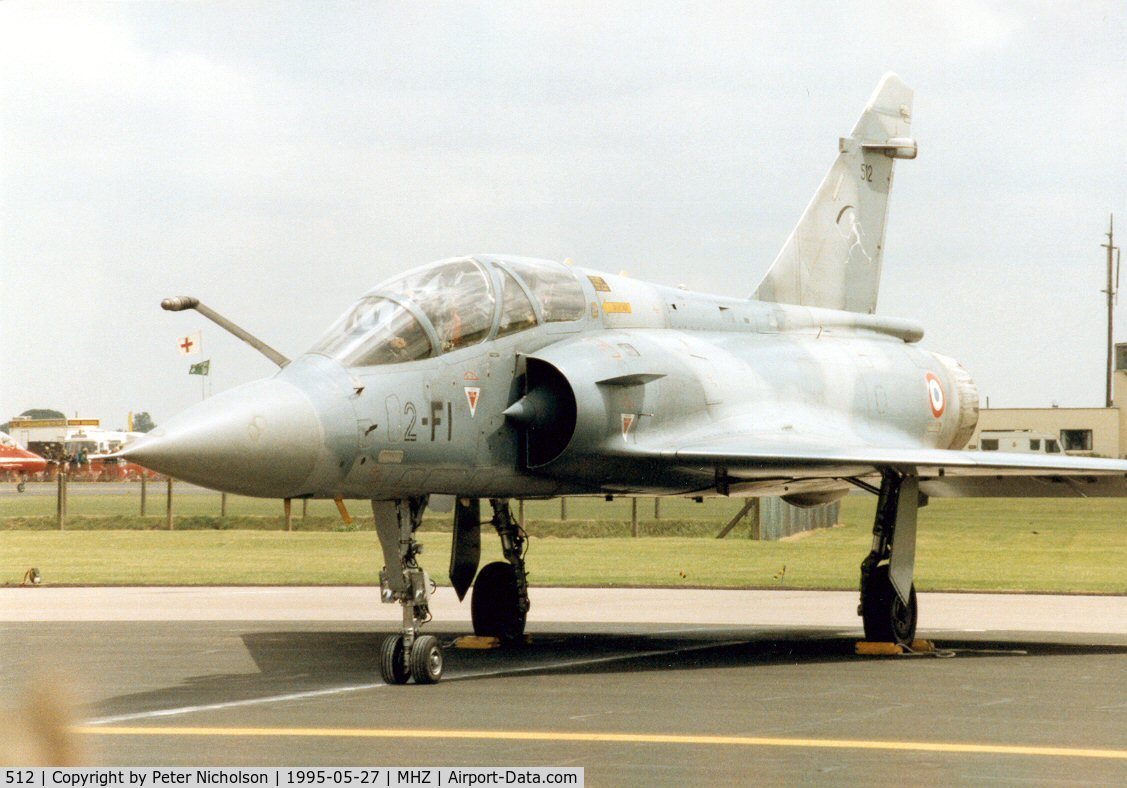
xmin=177 ymin=331 xmax=202 ymax=356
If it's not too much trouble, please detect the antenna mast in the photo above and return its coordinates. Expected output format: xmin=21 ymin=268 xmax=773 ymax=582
xmin=1103 ymin=214 xmax=1120 ymax=407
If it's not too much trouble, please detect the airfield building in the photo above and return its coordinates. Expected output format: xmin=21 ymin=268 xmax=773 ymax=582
xmin=966 ymin=343 xmax=1127 ymax=458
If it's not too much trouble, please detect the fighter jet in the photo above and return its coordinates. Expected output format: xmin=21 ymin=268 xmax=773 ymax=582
xmin=0 ymin=431 xmax=48 ymax=491
xmin=123 ymin=74 xmax=1127 ymax=684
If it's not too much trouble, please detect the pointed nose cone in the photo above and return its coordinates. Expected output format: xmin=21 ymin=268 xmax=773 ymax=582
xmin=122 ymin=378 xmax=322 ymax=497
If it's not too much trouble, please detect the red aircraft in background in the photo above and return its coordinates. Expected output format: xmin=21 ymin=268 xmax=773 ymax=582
xmin=0 ymin=431 xmax=49 ymax=491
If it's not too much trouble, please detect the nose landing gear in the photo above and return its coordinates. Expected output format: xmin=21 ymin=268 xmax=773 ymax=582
xmin=372 ymin=496 xmax=444 ymax=685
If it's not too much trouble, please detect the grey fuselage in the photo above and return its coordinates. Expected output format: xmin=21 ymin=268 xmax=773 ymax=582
xmin=141 ymin=256 xmax=979 ymax=502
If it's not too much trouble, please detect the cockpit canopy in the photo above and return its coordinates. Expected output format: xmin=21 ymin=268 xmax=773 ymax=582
xmin=310 ymin=257 xmax=587 ymax=368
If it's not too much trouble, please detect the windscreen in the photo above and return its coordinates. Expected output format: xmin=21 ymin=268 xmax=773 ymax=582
xmin=310 ymin=296 xmax=432 ymax=367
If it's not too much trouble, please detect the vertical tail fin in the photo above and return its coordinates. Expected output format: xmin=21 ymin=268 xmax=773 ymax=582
xmin=753 ymin=73 xmax=915 ymax=314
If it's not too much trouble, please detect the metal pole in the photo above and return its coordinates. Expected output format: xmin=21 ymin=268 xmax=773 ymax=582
xmin=1103 ymin=215 xmax=1119 ymax=407
xmin=166 ymin=478 xmax=174 ymax=530
xmin=220 ymin=492 xmax=227 ymax=517
xmin=716 ymin=499 xmax=755 ymax=539
xmin=518 ymin=499 xmax=525 ymax=528
xmin=302 ymin=498 xmax=308 ymax=521
xmin=161 ymin=297 xmax=289 ymax=367
xmin=334 ymin=497 xmax=352 ymax=524
xmin=56 ymin=471 xmax=65 ymax=531
xmin=140 ymin=474 xmax=148 ymax=516
xmin=560 ymin=497 xmax=567 ymax=521
xmin=631 ymin=497 xmax=639 ymax=537
xmin=284 ymin=498 xmax=293 ymax=532
xmin=749 ymin=498 xmax=761 ymax=541
xmin=653 ymin=497 xmax=661 ymax=520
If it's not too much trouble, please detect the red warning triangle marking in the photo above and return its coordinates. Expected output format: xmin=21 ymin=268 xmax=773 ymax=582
xmin=621 ymin=413 xmax=635 ymax=442
xmin=465 ymin=387 xmax=481 ymax=417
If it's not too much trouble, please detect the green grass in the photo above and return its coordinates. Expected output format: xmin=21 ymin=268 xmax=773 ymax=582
xmin=0 ymin=484 xmax=733 ymax=522
xmin=1 ymin=494 xmax=1124 ymax=592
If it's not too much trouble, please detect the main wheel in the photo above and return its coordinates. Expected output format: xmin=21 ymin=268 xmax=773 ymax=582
xmin=379 ymin=634 xmax=410 ymax=684
xmin=861 ymin=564 xmax=917 ymax=644
xmin=410 ymin=634 xmax=443 ymax=684
xmin=471 ymin=561 xmax=526 ymax=642
xmin=16 ymin=481 xmax=26 ymax=493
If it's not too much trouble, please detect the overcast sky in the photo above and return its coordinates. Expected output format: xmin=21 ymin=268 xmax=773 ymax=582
xmin=2 ymin=1 xmax=1125 ymax=428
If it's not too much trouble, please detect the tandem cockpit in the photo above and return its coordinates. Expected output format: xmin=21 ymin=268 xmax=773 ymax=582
xmin=309 ymin=257 xmax=587 ymax=367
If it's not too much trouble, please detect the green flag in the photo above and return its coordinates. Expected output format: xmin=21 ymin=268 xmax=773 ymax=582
xmin=189 ymin=359 xmax=210 ymax=376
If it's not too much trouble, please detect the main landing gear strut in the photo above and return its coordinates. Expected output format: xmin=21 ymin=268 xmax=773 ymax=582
xmin=858 ymin=469 xmax=921 ymax=644
xmin=373 ymin=496 xmax=444 ymax=685
xmin=449 ymin=497 xmax=531 ymax=643
xmin=470 ymin=498 xmax=531 ymax=642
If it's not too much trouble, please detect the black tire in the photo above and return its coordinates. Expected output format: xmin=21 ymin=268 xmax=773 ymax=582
xmin=861 ymin=564 xmax=917 ymax=644
xmin=410 ymin=634 xmax=443 ymax=684
xmin=471 ymin=561 xmax=526 ymax=642
xmin=379 ymin=634 xmax=410 ymax=685
xmin=16 ymin=481 xmax=26 ymax=493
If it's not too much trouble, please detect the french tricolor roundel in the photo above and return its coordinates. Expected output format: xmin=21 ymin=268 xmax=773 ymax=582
xmin=925 ymin=372 xmax=945 ymax=418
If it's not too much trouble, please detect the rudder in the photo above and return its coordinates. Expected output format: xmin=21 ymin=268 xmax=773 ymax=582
xmin=754 ymin=74 xmax=915 ymax=314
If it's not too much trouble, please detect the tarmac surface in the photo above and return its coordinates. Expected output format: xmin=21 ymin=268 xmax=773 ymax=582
xmin=2 ymin=587 xmax=1125 ymax=784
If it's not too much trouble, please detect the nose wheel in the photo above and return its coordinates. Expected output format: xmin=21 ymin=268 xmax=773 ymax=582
xmin=372 ymin=497 xmax=446 ymax=685
xmin=376 ymin=631 xmax=441 ymax=685
xmin=379 ymin=634 xmax=410 ymax=685
xmin=410 ymin=634 xmax=444 ymax=684
xmin=379 ymin=633 xmax=444 ymax=685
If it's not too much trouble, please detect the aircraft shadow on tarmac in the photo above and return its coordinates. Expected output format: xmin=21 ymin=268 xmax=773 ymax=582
xmin=88 ymin=627 xmax=1127 ymax=722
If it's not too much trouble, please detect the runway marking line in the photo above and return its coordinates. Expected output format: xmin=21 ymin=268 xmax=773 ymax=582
xmin=71 ymin=726 xmax=1127 ymax=760
xmin=83 ymin=640 xmax=748 ymax=726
